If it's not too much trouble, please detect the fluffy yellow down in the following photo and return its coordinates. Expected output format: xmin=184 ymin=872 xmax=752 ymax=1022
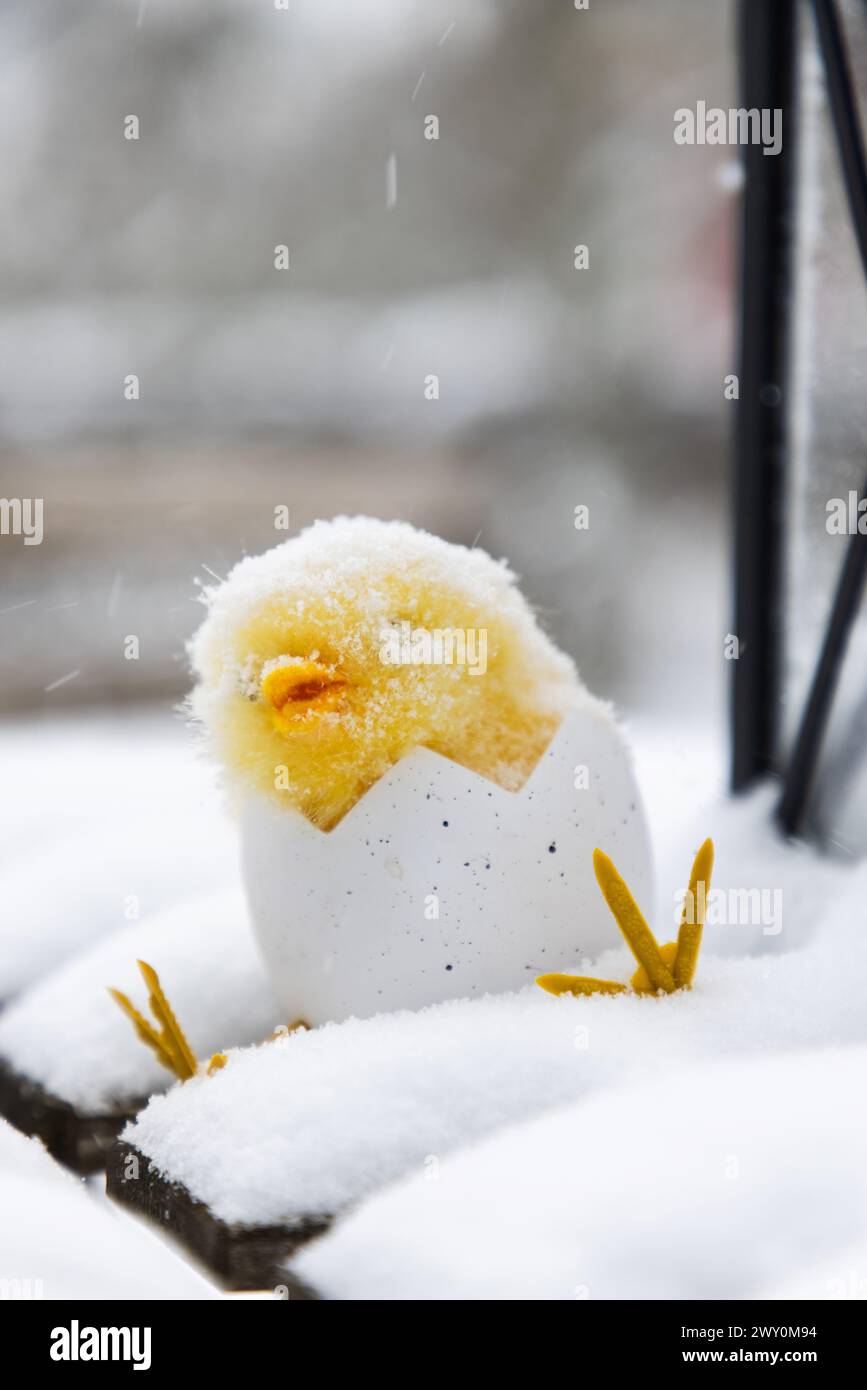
xmin=189 ymin=517 xmax=591 ymax=831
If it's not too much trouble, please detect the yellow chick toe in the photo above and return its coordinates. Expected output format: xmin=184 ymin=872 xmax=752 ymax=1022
xmin=674 ymin=837 xmax=714 ymax=989
xmin=592 ymin=849 xmax=676 ymax=994
xmin=536 ymin=973 xmax=628 ymax=997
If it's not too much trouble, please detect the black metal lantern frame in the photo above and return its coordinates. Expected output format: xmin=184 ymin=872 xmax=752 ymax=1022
xmin=733 ymin=0 xmax=867 ymax=835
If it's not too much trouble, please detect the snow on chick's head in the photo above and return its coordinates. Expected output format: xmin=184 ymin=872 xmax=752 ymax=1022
xmin=190 ymin=517 xmax=585 ymax=831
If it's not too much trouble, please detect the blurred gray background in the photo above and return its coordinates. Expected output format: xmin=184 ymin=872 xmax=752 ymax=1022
xmin=785 ymin=0 xmax=867 ymax=852
xmin=0 ymin=0 xmax=737 ymax=731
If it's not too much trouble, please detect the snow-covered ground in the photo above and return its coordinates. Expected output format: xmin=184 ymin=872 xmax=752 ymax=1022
xmin=0 ymin=709 xmax=239 ymax=1001
xmin=0 ymin=1118 xmax=216 ymax=1299
xmin=123 ymin=842 xmax=867 ymax=1241
xmin=293 ymin=1047 xmax=867 ymax=1301
xmin=2 ymin=705 xmax=865 ymax=1299
xmin=0 ymin=888 xmax=281 ymax=1113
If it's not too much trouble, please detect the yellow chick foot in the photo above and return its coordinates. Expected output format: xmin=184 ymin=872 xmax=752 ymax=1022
xmin=109 ymin=961 xmax=199 ymax=1081
xmin=537 ymin=838 xmax=714 ymax=999
xmin=109 ymin=961 xmax=226 ymax=1083
xmin=110 ymin=962 xmax=311 ymax=1082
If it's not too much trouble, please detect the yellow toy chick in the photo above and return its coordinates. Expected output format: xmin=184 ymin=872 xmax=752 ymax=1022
xmin=189 ymin=517 xmax=595 ymax=830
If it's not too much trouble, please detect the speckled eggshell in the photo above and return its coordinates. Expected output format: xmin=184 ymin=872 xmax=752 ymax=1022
xmin=240 ymin=706 xmax=652 ymax=1023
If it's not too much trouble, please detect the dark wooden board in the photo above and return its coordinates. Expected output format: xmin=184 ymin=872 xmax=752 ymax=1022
xmin=0 ymin=1060 xmax=140 ymax=1173
xmin=106 ymin=1140 xmax=326 ymax=1296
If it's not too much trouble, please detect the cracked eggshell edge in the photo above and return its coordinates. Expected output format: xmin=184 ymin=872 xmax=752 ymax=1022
xmin=240 ymin=706 xmax=652 ymax=1023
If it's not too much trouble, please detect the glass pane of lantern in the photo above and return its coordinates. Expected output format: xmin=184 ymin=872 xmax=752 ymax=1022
xmin=782 ymin=0 xmax=867 ymax=855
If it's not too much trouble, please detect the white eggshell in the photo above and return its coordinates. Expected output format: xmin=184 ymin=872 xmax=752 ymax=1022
xmin=241 ymin=707 xmax=652 ymax=1023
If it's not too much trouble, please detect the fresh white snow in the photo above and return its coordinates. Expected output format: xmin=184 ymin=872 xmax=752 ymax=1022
xmin=0 ymin=710 xmax=239 ymax=1001
xmin=123 ymin=835 xmax=867 ymax=1233
xmin=0 ymin=888 xmax=281 ymax=1113
xmin=292 ymin=1046 xmax=867 ymax=1300
xmin=0 ymin=1118 xmax=215 ymax=1299
xmin=4 ymin=707 xmax=864 ymax=1299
